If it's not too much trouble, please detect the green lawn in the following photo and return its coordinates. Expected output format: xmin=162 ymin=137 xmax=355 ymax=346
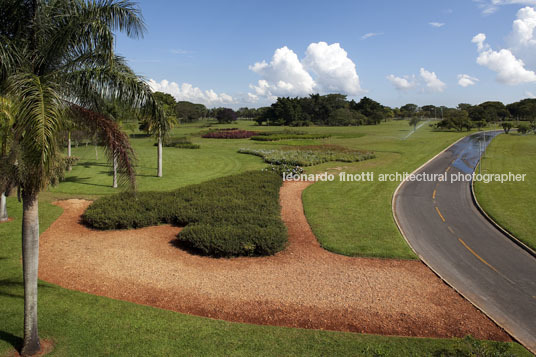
xmin=3 ymin=120 xmax=528 ymax=356
xmin=474 ymin=133 xmax=536 ymax=251
xmin=0 ymin=197 xmax=529 ymax=356
xmin=301 ymin=121 xmax=473 ymax=259
xmin=49 ymin=120 xmax=486 ymax=259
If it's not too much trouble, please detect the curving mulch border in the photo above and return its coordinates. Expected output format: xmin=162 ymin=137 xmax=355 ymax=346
xmin=38 ymin=181 xmax=509 ymax=341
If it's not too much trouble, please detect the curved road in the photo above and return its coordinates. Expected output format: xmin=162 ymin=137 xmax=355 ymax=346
xmin=394 ymin=132 xmax=536 ymax=353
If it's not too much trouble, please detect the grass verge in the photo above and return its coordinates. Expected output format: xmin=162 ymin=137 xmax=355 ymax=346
xmin=474 ymin=133 xmax=536 ymax=251
xmin=0 ymin=197 xmax=531 ymax=356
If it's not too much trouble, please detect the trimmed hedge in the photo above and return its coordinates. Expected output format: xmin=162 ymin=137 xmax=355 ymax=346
xmin=202 ymin=129 xmax=258 ymax=139
xmin=250 ymin=133 xmax=331 ymax=141
xmin=238 ymin=146 xmax=375 ymax=167
xmin=82 ymin=171 xmax=287 ymax=257
xmin=154 ymin=137 xmax=200 ymax=149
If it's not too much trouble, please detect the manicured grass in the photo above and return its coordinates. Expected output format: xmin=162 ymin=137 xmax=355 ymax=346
xmin=302 ymin=121 xmax=477 ymax=259
xmin=50 ymin=120 xmax=483 ymax=259
xmin=474 ymin=133 xmax=536 ymax=251
xmin=1 ymin=121 xmax=529 ymax=356
xmin=0 ymin=198 xmax=530 ymax=356
xmin=48 ymin=122 xmax=268 ymax=196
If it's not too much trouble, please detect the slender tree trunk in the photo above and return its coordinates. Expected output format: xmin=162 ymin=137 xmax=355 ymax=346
xmin=95 ymin=143 xmax=98 ymax=161
xmin=157 ymin=131 xmax=163 ymax=178
xmin=0 ymin=192 xmax=8 ymax=222
xmin=67 ymin=132 xmax=72 ymax=171
xmin=112 ymin=152 xmax=118 ymax=188
xmin=20 ymin=191 xmax=41 ymax=356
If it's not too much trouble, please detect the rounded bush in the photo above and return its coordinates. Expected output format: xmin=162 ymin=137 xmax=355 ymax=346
xmin=177 ymin=222 xmax=287 ymax=257
xmin=82 ymin=171 xmax=287 ymax=257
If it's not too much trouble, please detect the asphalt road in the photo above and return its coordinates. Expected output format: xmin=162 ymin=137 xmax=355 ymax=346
xmin=394 ymin=131 xmax=536 ymax=353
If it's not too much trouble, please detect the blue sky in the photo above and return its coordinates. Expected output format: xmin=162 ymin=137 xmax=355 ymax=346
xmin=115 ymin=0 xmax=536 ymax=109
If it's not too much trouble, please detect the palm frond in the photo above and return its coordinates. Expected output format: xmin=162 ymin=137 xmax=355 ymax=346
xmin=81 ymin=0 xmax=146 ymax=39
xmin=8 ymin=73 xmax=65 ymax=193
xmin=69 ymin=103 xmax=136 ymax=188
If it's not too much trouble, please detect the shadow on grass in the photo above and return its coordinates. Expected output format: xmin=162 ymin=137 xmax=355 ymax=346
xmin=0 ymin=330 xmax=23 ymax=353
xmin=61 ymin=176 xmax=111 ymax=188
xmin=0 ymin=279 xmax=54 ymax=299
xmin=77 ymin=161 xmax=110 ymax=169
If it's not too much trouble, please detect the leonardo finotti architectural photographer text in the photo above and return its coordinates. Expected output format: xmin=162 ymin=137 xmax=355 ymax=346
xmin=282 ymin=171 xmax=527 ymax=184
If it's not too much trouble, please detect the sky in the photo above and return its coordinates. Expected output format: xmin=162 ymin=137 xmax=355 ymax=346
xmin=115 ymin=0 xmax=536 ymax=109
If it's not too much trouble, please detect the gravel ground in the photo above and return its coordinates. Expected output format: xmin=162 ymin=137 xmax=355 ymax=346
xmin=38 ymin=181 xmax=509 ymax=340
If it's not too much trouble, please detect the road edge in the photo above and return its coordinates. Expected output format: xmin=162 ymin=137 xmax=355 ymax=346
xmin=391 ymin=134 xmax=466 ymax=257
xmin=391 ymin=132 xmax=534 ymax=355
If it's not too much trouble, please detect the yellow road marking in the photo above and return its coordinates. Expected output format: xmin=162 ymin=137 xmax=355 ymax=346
xmin=447 ymin=226 xmax=455 ymax=234
xmin=433 ymin=189 xmax=437 ymax=200
xmin=458 ymin=238 xmax=499 ymax=273
xmin=446 ymin=166 xmax=451 ymax=173
xmin=435 ymin=206 xmax=446 ymax=222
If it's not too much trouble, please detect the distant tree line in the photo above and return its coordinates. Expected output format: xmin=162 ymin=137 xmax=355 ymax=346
xmin=254 ymin=94 xmax=393 ymax=126
xmin=432 ymin=99 xmax=536 ymax=132
xmin=143 ymin=92 xmax=536 ymax=130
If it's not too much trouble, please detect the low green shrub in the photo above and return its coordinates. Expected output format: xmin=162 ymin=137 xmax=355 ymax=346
xmin=250 ymin=133 xmax=330 ymax=141
xmin=82 ymin=171 xmax=287 ymax=257
xmin=263 ymin=163 xmax=304 ymax=177
xmin=202 ymin=129 xmax=258 ymax=139
xmin=238 ymin=146 xmax=375 ymax=166
xmin=178 ymin=221 xmax=286 ymax=256
xmin=154 ymin=137 xmax=200 ymax=149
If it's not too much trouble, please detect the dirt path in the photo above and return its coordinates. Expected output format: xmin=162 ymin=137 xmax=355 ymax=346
xmin=39 ymin=181 xmax=509 ymax=340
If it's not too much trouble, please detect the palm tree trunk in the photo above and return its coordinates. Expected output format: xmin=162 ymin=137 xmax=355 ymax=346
xmin=67 ymin=131 xmax=72 ymax=171
xmin=157 ymin=131 xmax=163 ymax=178
xmin=20 ymin=190 xmax=41 ymax=356
xmin=0 ymin=192 xmax=8 ymax=222
xmin=112 ymin=152 xmax=118 ymax=188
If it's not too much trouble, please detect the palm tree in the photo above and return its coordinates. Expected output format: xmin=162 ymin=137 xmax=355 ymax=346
xmin=0 ymin=1 xmax=161 ymax=355
xmin=139 ymin=95 xmax=175 ymax=177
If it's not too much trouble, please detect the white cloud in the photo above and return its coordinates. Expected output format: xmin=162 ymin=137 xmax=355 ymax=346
xmin=248 ymin=42 xmax=364 ymax=100
xmin=419 ymin=68 xmax=446 ymax=92
xmin=147 ymin=79 xmax=234 ymax=106
xmin=472 ymin=31 xmax=536 ymax=84
xmin=386 ymin=74 xmax=417 ymax=90
xmin=249 ymin=46 xmax=315 ymax=98
xmin=429 ymin=22 xmax=445 ymax=28
xmin=457 ymin=74 xmax=479 ymax=87
xmin=525 ymin=90 xmax=536 ymax=97
xmin=476 ymin=48 xmax=536 ymax=83
xmin=472 ymin=33 xmax=488 ymax=51
xmin=170 ymin=49 xmax=194 ymax=55
xmin=302 ymin=42 xmax=364 ymax=95
xmin=475 ymin=0 xmax=536 ymax=14
xmin=361 ymin=32 xmax=383 ymax=40
xmin=512 ymin=6 xmax=536 ymax=46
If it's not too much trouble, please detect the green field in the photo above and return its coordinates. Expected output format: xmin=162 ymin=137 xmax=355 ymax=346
xmin=0 ymin=198 xmax=530 ymax=356
xmin=474 ymin=133 xmax=536 ymax=251
xmin=50 ymin=120 xmax=472 ymax=259
xmin=3 ymin=119 xmax=528 ymax=356
xmin=301 ymin=121 xmax=471 ymax=259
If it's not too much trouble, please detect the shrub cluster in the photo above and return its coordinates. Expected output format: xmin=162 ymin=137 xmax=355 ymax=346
xmin=250 ymin=133 xmax=331 ymax=141
xmin=155 ymin=137 xmax=200 ymax=149
xmin=263 ymin=163 xmax=304 ymax=177
xmin=82 ymin=171 xmax=287 ymax=257
xmin=238 ymin=146 xmax=375 ymax=167
xmin=202 ymin=129 xmax=259 ymax=139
